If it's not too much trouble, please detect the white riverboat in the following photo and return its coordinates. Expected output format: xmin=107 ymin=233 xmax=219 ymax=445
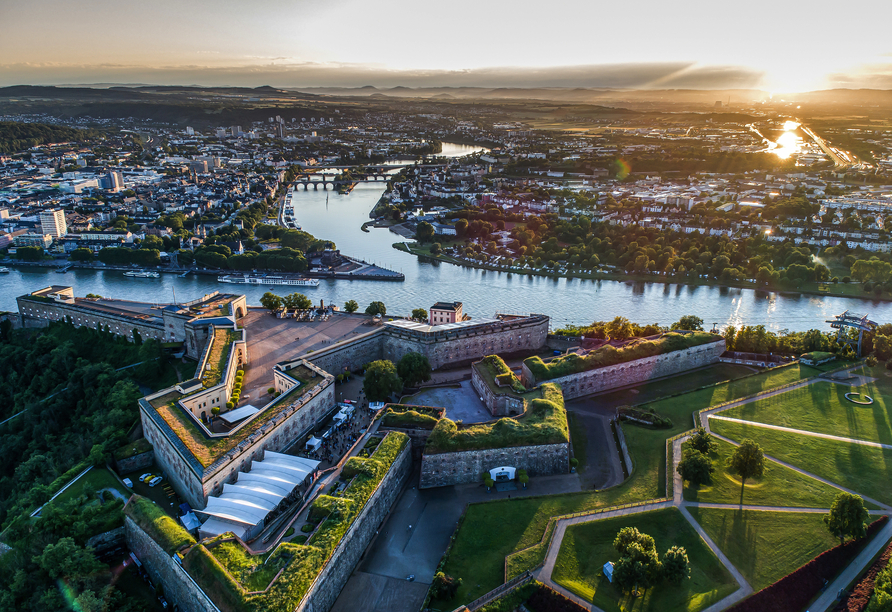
xmin=217 ymin=274 xmax=320 ymax=287
xmin=123 ymin=271 xmax=160 ymax=278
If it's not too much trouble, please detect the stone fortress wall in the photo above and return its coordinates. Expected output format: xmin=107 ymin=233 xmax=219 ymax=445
xmin=420 ymin=442 xmax=568 ymax=488
xmin=17 ymin=295 xmax=167 ymax=341
xmin=296 ymin=440 xmax=412 ymax=612
xmin=383 ymin=314 xmax=550 ymax=370
xmin=471 ymin=363 xmax=524 ymax=417
xmin=303 ymin=326 xmax=386 ymax=375
xmin=124 ymin=440 xmax=411 ymax=612
xmin=125 ymin=516 xmax=219 ymax=612
xmin=522 ymin=339 xmax=726 ymax=401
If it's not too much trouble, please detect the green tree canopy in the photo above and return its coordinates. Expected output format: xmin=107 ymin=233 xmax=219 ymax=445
xmin=362 ymin=360 xmax=402 ymax=401
xmin=824 ymin=492 xmax=869 ymax=545
xmin=282 ymin=292 xmax=312 ymax=309
xmin=662 ymin=546 xmax=691 ymax=585
xmin=689 ymin=427 xmax=717 ymax=455
xmin=411 ymin=308 xmax=428 ymax=322
xmin=365 ymin=301 xmax=386 ymax=316
xmin=727 ymin=438 xmax=765 ymax=502
xmin=260 ymin=292 xmax=283 ymax=312
xmin=397 ymin=352 xmax=432 ymax=387
xmin=677 ymin=448 xmax=714 ymax=486
xmin=671 ymin=315 xmax=704 ymax=331
xmin=344 ymin=300 xmax=359 ymax=313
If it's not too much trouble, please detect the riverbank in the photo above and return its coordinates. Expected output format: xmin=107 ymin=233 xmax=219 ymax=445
xmin=391 ymin=240 xmax=886 ymax=303
xmin=0 ymin=257 xmax=404 ymax=282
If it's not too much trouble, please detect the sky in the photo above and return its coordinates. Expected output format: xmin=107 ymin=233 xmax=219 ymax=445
xmin=2 ymin=0 xmax=892 ymax=91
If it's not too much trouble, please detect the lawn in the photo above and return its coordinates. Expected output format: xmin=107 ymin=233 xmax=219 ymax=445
xmin=568 ymin=411 xmax=588 ymax=472
xmin=686 ymin=508 xmax=840 ymax=590
xmin=638 ymin=362 xmax=819 ymax=422
xmin=719 ymin=375 xmax=892 ymax=445
xmin=209 ymin=541 xmax=282 ymax=592
xmin=710 ymin=419 xmax=892 ymax=505
xmin=431 ymin=365 xmax=825 ymax=608
xmin=552 ymin=508 xmax=738 ymax=612
xmin=682 ymin=437 xmax=843 ymax=508
xmin=49 ymin=466 xmax=130 ymax=507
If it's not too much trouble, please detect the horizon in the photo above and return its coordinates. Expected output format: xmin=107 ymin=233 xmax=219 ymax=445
xmin=3 ymin=0 xmax=892 ymax=92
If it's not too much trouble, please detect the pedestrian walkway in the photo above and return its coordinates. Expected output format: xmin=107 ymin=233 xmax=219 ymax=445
xmin=528 ymin=364 xmax=890 ymax=612
xmin=708 ymin=414 xmax=892 ymax=450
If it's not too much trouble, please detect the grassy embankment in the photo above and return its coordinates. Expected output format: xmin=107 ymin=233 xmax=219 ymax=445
xmin=431 ymin=364 xmax=818 ymax=608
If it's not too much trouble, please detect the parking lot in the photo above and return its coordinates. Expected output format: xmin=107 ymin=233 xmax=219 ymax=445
xmin=121 ymin=462 xmax=184 ymax=516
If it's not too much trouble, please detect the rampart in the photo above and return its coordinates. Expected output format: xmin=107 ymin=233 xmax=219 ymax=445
xmin=419 ymin=442 xmax=568 ymax=488
xmin=302 ymin=326 xmax=386 ymax=374
xmin=125 ymin=515 xmax=219 ymax=612
xmin=521 ymin=339 xmax=726 ymax=400
xmin=383 ymin=315 xmax=549 ymax=370
xmin=296 ymin=439 xmax=412 ymax=612
xmin=471 ymin=361 xmax=524 ymax=417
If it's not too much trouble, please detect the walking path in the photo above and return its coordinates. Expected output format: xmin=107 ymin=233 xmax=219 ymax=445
xmin=525 ymin=364 xmax=891 ymax=612
xmin=708 ymin=414 xmax=892 ymax=450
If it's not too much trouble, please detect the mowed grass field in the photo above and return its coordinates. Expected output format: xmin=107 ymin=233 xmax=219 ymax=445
xmin=686 ymin=508 xmax=840 ymax=590
xmin=432 ymin=364 xmax=826 ymax=608
xmin=681 ymin=438 xmax=843 ymax=508
xmin=719 ymin=370 xmax=892 ymax=445
xmin=552 ymin=508 xmax=738 ymax=612
xmin=711 ymin=418 xmax=892 ymax=505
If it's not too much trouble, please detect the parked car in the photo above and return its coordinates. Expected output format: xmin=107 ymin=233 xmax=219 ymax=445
xmin=148 ymin=476 xmax=163 ymax=487
xmin=139 ymin=474 xmax=154 ymax=483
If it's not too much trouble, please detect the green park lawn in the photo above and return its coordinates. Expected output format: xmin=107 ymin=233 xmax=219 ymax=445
xmin=682 ymin=437 xmax=843 ymax=508
xmin=49 ymin=466 xmax=131 ymax=507
xmin=685 ymin=508 xmax=840 ymax=590
xmin=637 ymin=362 xmax=819 ymax=423
xmin=552 ymin=508 xmax=738 ymax=612
xmin=719 ymin=375 xmax=892 ymax=445
xmin=432 ymin=364 xmax=823 ymax=608
xmin=710 ymin=419 xmax=892 ymax=506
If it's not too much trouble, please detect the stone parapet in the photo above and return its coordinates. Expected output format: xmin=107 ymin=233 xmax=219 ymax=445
xmin=419 ymin=442 xmax=568 ymax=488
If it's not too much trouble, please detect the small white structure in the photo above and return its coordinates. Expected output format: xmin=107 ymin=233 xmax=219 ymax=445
xmin=603 ymin=561 xmax=615 ymax=583
xmin=306 ymin=436 xmax=323 ymax=452
xmin=369 ymin=402 xmax=386 ymax=412
xmin=488 ymin=466 xmax=516 ymax=482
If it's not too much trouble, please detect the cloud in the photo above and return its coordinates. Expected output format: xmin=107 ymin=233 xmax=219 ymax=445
xmin=0 ymin=61 xmax=766 ymax=90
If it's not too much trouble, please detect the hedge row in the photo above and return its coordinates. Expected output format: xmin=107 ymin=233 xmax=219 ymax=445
xmin=125 ymin=495 xmax=196 ymax=554
xmin=526 ymin=583 xmax=589 ymax=612
xmin=524 ymin=332 xmax=719 ymax=382
xmin=728 ymin=516 xmax=889 ymax=612
xmin=833 ymin=540 xmax=892 ymax=612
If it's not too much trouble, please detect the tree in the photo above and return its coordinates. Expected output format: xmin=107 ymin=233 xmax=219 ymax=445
xmin=613 ymin=542 xmax=662 ymax=596
xmin=430 ymin=242 xmax=442 ymax=255
xmin=397 ymin=352 xmax=432 ymax=387
xmin=431 ymin=572 xmax=462 ymax=599
xmin=727 ymin=439 xmax=765 ymax=501
xmin=606 ymin=316 xmax=633 ymax=341
xmin=824 ymin=492 xmax=869 ymax=545
xmin=69 ymin=248 xmax=94 ymax=262
xmin=260 ymin=292 xmax=283 ymax=312
xmin=661 ymin=546 xmax=690 ymax=585
xmin=365 ymin=301 xmax=386 ymax=316
xmin=282 ymin=292 xmax=312 ymax=309
xmin=689 ymin=427 xmax=717 ymax=455
xmin=362 ymin=360 xmax=402 ymax=401
xmin=344 ymin=300 xmax=359 ymax=313
xmin=33 ymin=537 xmax=102 ymax=580
xmin=671 ymin=315 xmax=704 ymax=331
xmin=677 ymin=448 xmax=714 ymax=486
xmin=416 ymin=221 xmax=435 ymax=243
xmin=141 ymin=234 xmax=163 ymax=250
xmin=614 ymin=527 xmax=656 ymax=557
xmin=411 ymin=308 xmax=428 ymax=322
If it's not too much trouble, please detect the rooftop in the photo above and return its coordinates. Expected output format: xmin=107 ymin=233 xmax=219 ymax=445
xmin=386 ymin=317 xmax=498 ymax=334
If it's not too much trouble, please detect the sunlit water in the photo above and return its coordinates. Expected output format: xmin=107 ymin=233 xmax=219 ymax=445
xmin=2 ymin=143 xmax=891 ymax=332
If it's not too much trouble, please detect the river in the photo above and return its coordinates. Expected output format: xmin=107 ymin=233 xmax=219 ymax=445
xmin=2 ymin=142 xmax=891 ymax=332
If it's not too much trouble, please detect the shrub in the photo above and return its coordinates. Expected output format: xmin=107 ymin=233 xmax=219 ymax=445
xmin=836 ymin=541 xmax=892 ymax=611
xmin=381 ymin=408 xmax=439 ymax=430
xmin=728 ymin=516 xmax=888 ymax=612
xmin=236 ymin=369 xmax=244 ymax=377
xmin=267 ymin=387 xmax=276 ymax=394
xmin=300 ymin=523 xmax=314 ymax=533
xmin=431 ymin=572 xmax=462 ymax=599
xmin=293 ymin=535 xmax=307 ymax=544
xmin=226 ymin=401 xmax=234 ymax=410
xmin=284 ymin=527 xmax=295 ymax=538
xmin=570 ymin=458 xmax=578 ymax=468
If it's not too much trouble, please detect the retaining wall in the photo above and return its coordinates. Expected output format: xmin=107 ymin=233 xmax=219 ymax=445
xmin=303 ymin=327 xmax=386 ymax=375
xmin=419 ymin=442 xmax=569 ymax=488
xmin=522 ymin=339 xmax=726 ymax=400
xmin=124 ymin=516 xmax=218 ymax=612
xmin=114 ymin=449 xmax=155 ymax=474
xmin=296 ymin=440 xmax=412 ymax=612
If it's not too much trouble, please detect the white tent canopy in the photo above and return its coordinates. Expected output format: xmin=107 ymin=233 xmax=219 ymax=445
xmin=196 ymin=453 xmax=320 ymax=535
xmin=306 ymin=436 xmax=323 ymax=452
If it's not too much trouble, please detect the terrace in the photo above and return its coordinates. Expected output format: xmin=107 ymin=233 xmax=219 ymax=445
xmin=148 ymin=364 xmax=328 ymax=469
